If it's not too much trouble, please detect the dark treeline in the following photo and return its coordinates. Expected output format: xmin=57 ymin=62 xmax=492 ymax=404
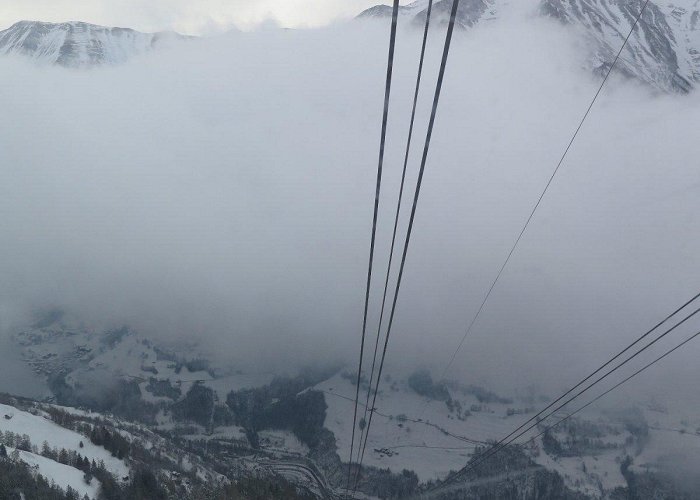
xmin=0 ymin=453 xmax=86 ymax=500
xmin=48 ymin=375 xmax=159 ymax=423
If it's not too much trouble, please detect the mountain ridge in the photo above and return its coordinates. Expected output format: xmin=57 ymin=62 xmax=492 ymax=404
xmin=357 ymin=0 xmax=700 ymax=93
xmin=4 ymin=2 xmax=700 ymax=93
xmin=0 ymin=20 xmax=185 ymax=68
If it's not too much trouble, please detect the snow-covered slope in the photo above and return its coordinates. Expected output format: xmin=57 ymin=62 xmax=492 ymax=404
xmin=6 ymin=314 xmax=699 ymax=498
xmin=0 ymin=403 xmax=129 ymax=478
xmin=540 ymin=0 xmax=695 ymax=93
xmin=0 ymin=20 xmax=183 ymax=68
xmin=358 ymin=0 xmax=700 ymax=93
xmin=10 ymin=312 xmax=273 ymax=426
xmin=315 ymin=372 xmax=700 ymax=497
xmin=0 ymin=397 xmax=234 ymax=499
xmin=7 ymin=447 xmax=101 ymax=499
xmin=664 ymin=1 xmax=700 ymax=83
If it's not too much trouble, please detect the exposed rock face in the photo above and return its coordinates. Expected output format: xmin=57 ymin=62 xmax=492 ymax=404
xmin=665 ymin=1 xmax=700 ymax=83
xmin=540 ymin=0 xmax=694 ymax=93
xmin=357 ymin=0 xmax=700 ymax=93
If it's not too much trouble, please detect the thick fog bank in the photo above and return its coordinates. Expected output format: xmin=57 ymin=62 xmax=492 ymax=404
xmin=1 ymin=14 xmax=699 ymax=397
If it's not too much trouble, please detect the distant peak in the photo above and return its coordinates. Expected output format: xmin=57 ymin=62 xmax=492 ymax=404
xmin=0 ymin=19 xmax=187 ymax=68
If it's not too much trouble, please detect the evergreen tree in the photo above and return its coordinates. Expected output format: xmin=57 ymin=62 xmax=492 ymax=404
xmin=41 ymin=440 xmax=54 ymax=460
xmin=65 ymin=485 xmax=79 ymax=500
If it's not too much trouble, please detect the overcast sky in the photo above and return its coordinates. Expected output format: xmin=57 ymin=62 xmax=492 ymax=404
xmin=0 ymin=0 xmax=402 ymax=34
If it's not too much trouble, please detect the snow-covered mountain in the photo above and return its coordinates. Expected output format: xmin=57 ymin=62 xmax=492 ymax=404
xmin=357 ymin=0 xmax=434 ymax=20
xmin=358 ymin=0 xmax=700 ymax=93
xmin=4 ymin=2 xmax=699 ymax=91
xmin=541 ymin=0 xmax=697 ymax=93
xmin=0 ymin=20 xmax=184 ymax=68
xmin=357 ymin=0 xmax=500 ymax=28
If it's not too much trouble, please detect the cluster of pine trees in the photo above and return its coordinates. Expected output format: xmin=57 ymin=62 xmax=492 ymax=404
xmin=0 ymin=443 xmax=90 ymax=500
xmin=44 ymin=407 xmax=132 ymax=461
xmin=0 ymin=429 xmax=112 ymax=485
xmin=88 ymin=426 xmax=130 ymax=461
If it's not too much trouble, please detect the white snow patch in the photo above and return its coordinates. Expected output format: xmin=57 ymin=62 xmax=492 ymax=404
xmin=0 ymin=403 xmax=129 ymax=478
xmin=8 ymin=446 xmax=101 ymax=499
xmin=259 ymin=429 xmax=309 ymax=456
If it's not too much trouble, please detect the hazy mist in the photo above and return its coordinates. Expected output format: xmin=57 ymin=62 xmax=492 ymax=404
xmin=0 ymin=0 xmax=387 ymax=34
xmin=1 ymin=8 xmax=699 ymax=400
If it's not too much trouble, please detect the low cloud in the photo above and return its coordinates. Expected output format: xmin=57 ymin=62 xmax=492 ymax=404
xmin=1 ymin=10 xmax=699 ymax=397
xmin=0 ymin=0 xmax=386 ymax=34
